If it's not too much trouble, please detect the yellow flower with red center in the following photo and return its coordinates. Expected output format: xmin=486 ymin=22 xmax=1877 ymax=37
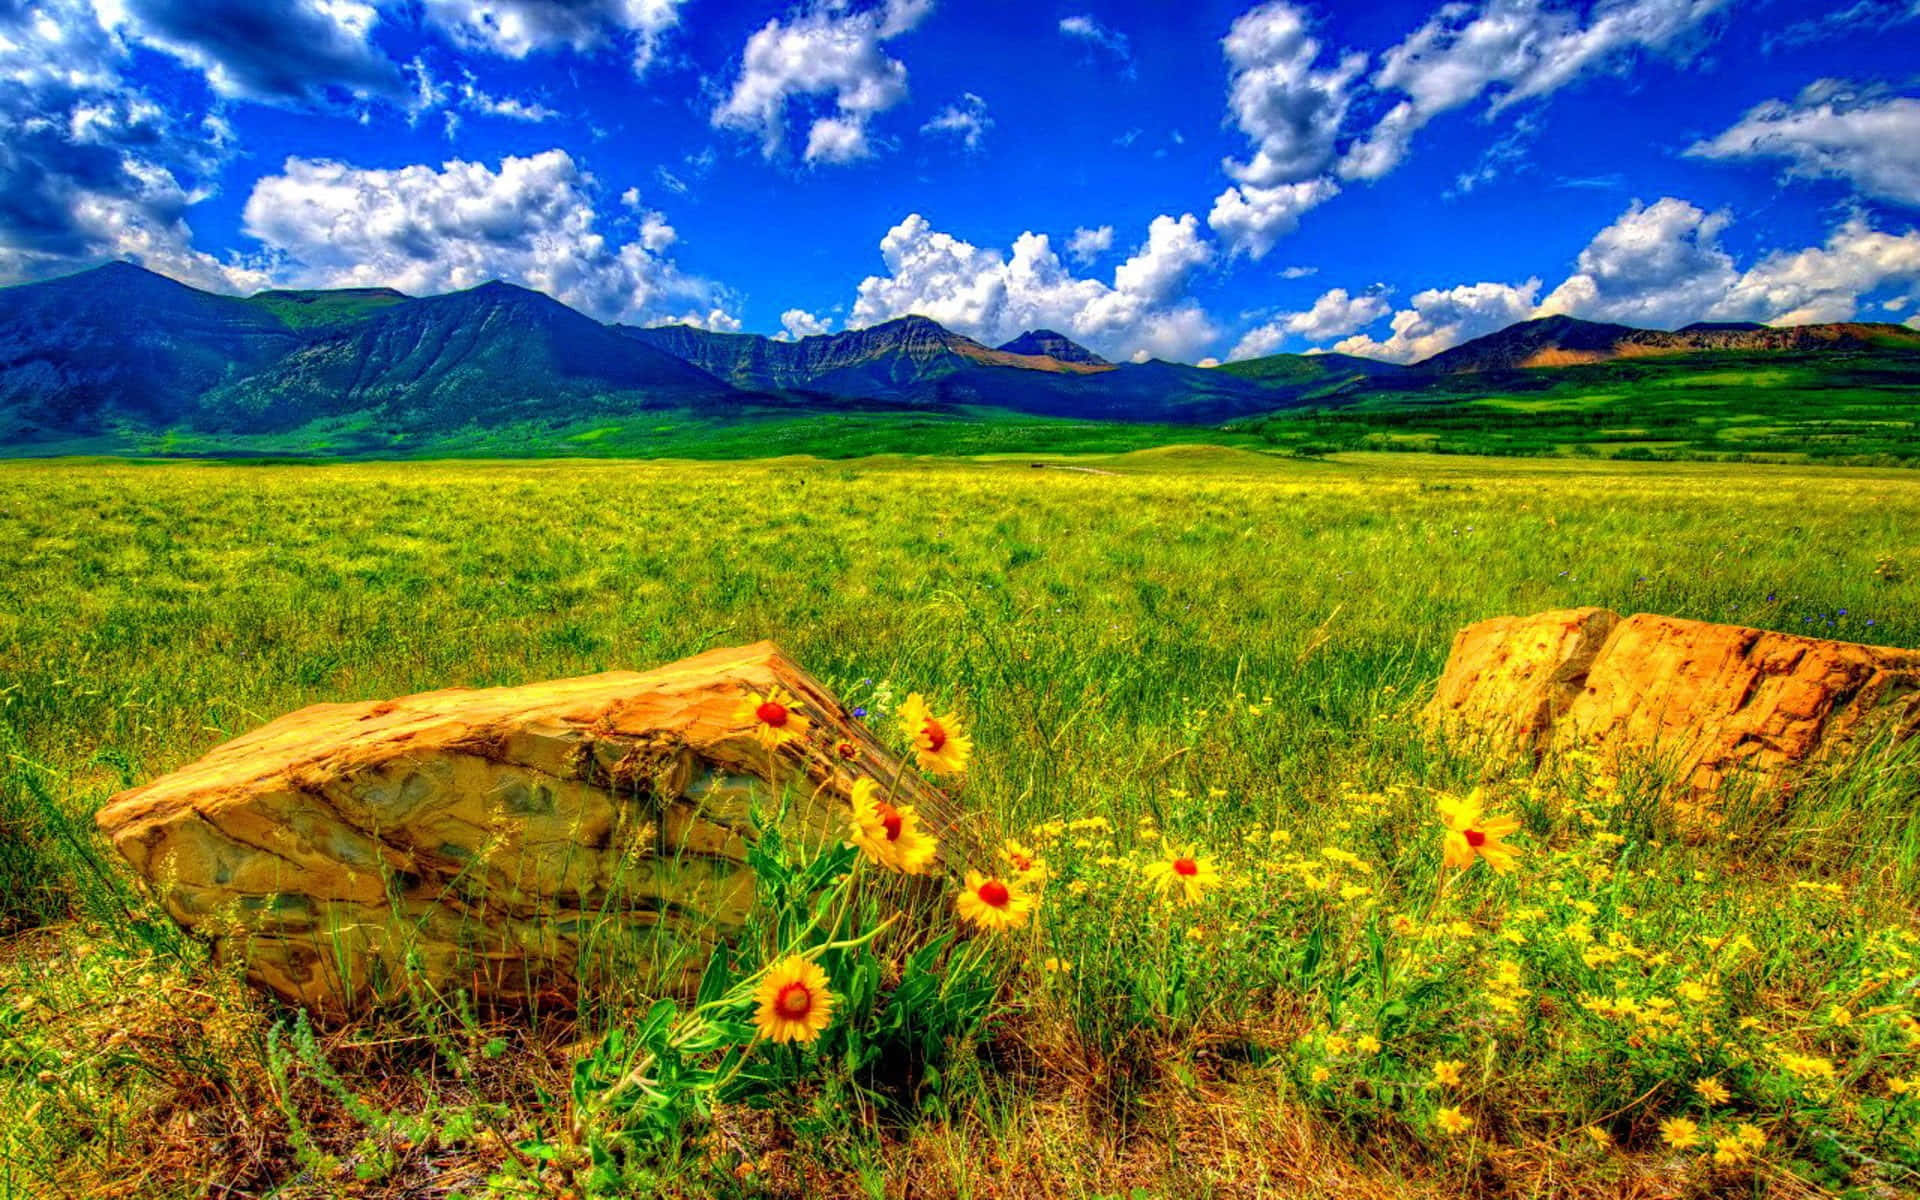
xmin=1000 ymin=838 xmax=1048 ymax=884
xmin=1435 ymin=1107 xmax=1472 ymax=1136
xmin=897 ymin=693 xmax=972 ymax=775
xmin=845 ymin=777 xmax=938 ymax=875
xmin=737 ymin=685 xmax=810 ymax=750
xmin=1142 ymin=849 xmax=1221 ymax=904
xmin=752 ymin=956 xmax=836 ymax=1044
xmin=956 ymin=870 xmax=1033 ymax=932
xmin=1436 ymin=789 xmax=1522 ymax=874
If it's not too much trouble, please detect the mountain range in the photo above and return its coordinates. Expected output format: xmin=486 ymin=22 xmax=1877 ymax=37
xmin=2 ymin=261 xmax=1917 ymax=452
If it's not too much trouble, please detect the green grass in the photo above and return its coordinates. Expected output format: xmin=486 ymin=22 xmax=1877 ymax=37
xmin=2 ymin=450 xmax=1918 ymax=1198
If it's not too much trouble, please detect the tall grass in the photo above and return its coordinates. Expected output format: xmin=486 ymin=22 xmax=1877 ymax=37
xmin=2 ymin=449 xmax=1918 ymax=1197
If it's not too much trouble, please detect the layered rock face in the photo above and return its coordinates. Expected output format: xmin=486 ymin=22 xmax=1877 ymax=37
xmin=1426 ymin=608 xmax=1920 ymax=805
xmin=95 ymin=642 xmax=948 ymax=1015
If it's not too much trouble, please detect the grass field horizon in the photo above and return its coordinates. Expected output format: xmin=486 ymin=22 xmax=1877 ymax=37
xmin=5 ymin=449 xmax=1919 ymax=1198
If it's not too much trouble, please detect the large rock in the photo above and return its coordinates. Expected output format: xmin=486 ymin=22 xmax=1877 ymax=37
xmin=95 ymin=642 xmax=952 ymax=1015
xmin=1426 ymin=609 xmax=1920 ymax=809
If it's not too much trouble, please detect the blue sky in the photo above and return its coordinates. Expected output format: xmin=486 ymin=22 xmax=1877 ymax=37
xmin=4 ymin=0 xmax=1918 ymax=364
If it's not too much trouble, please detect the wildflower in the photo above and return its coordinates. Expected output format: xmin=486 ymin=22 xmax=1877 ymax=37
xmin=897 ymin=693 xmax=971 ymax=775
xmin=1712 ymin=1137 xmax=1750 ymax=1166
xmin=1735 ymin=1123 xmax=1765 ymax=1150
xmin=1355 ymin=1034 xmax=1382 ymax=1055
xmin=1143 ymin=850 xmax=1221 ymax=904
xmin=1694 ymin=1077 xmax=1731 ymax=1106
xmin=738 ymin=685 xmax=810 ymax=750
xmin=1888 ymin=1075 xmax=1914 ymax=1097
xmin=845 ymin=777 xmax=938 ymax=875
xmin=753 ymin=956 xmax=836 ymax=1044
xmin=1325 ymin=1034 xmax=1352 ymax=1055
xmin=1660 ymin=1116 xmax=1700 ymax=1148
xmin=1435 ymin=1107 xmax=1472 ymax=1136
xmin=1043 ymin=956 xmax=1072 ymax=974
xmin=1432 ymin=1059 xmax=1466 ymax=1087
xmin=957 ymin=870 xmax=1032 ymax=932
xmin=1779 ymin=1052 xmax=1837 ymax=1083
xmin=1437 ymin=789 xmax=1522 ymax=873
xmin=1000 ymin=838 xmax=1048 ymax=884
xmin=1310 ymin=1066 xmax=1332 ymax=1084
xmin=834 ymin=740 xmax=858 ymax=760
xmin=1583 ymin=1125 xmax=1611 ymax=1148
xmin=1829 ymin=1005 xmax=1853 ymax=1027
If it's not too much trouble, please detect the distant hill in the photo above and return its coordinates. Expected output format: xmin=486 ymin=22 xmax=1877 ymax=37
xmin=202 ymin=281 xmax=735 ymax=431
xmin=1418 ymin=314 xmax=1920 ymax=374
xmin=996 ymin=329 xmax=1109 ymax=366
xmin=3 ymin=260 xmax=1918 ymax=458
xmin=0 ymin=262 xmax=298 ymax=440
xmin=621 ymin=315 xmax=1110 ymax=398
xmin=245 ymin=287 xmax=411 ymax=330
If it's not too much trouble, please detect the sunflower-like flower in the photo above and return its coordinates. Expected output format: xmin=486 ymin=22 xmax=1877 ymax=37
xmin=1142 ymin=849 xmax=1220 ymax=904
xmin=752 ymin=955 xmax=836 ymax=1044
xmin=845 ymin=777 xmax=938 ymax=874
xmin=956 ymin=870 xmax=1033 ymax=932
xmin=737 ymin=685 xmax=811 ymax=750
xmin=1436 ymin=789 xmax=1522 ymax=874
xmin=999 ymin=838 xmax=1048 ymax=885
xmin=898 ymin=693 xmax=972 ymax=775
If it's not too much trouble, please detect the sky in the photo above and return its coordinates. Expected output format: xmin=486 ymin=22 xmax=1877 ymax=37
xmin=3 ymin=0 xmax=1918 ymax=366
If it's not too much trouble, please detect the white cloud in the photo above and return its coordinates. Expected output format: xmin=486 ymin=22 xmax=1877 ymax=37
xmin=1687 ymin=82 xmax=1920 ymax=207
xmin=1229 ymin=285 xmax=1392 ymax=359
xmin=239 ymin=149 xmax=727 ymax=324
xmin=921 ymin=92 xmax=991 ymax=151
xmin=1280 ymin=264 xmax=1318 ymax=278
xmin=778 ymin=308 xmax=834 ymax=339
xmin=1711 ymin=217 xmax=1920 ymax=325
xmin=848 ymin=212 xmax=1218 ymax=361
xmin=1219 ymin=2 xmax=1366 ymax=185
xmin=1067 ymin=224 xmax=1114 ymax=265
xmin=1332 ymin=279 xmax=1542 ymax=363
xmin=1058 ymin=14 xmax=1133 ymax=74
xmin=1208 ymin=176 xmax=1339 ymax=259
xmin=1537 ymin=197 xmax=1739 ymax=327
xmin=419 ymin=0 xmax=685 ymax=74
xmin=1339 ymin=0 xmax=1727 ymax=181
xmin=713 ymin=0 xmax=932 ymax=165
xmin=103 ymin=0 xmax=405 ymax=106
xmin=456 ymin=70 xmax=559 ymax=121
xmin=675 ymin=306 xmax=742 ymax=332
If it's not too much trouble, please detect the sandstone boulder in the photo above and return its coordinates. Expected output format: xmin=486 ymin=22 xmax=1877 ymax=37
xmin=1425 ymin=609 xmax=1920 ymax=811
xmin=95 ymin=641 xmax=952 ymax=1015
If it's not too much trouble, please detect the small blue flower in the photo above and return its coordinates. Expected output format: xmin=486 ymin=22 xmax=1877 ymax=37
xmin=852 ymin=706 xmax=868 ymax=719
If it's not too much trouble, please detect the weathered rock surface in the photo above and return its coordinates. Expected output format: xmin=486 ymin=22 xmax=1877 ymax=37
xmin=95 ymin=642 xmax=951 ymax=1015
xmin=1426 ymin=609 xmax=1920 ymax=807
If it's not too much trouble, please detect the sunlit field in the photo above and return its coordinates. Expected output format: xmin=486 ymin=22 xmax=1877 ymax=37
xmin=4 ymin=449 xmax=1919 ymax=1199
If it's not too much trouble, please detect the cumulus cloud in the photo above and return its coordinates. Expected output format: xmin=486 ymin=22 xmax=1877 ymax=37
xmin=1339 ymin=0 xmax=1726 ymax=181
xmin=848 ymin=212 xmax=1218 ymax=361
xmin=1687 ymin=82 xmax=1920 ymax=208
xmin=713 ymin=0 xmax=932 ymax=165
xmin=1537 ymin=197 xmax=1738 ymax=326
xmin=239 ymin=149 xmax=727 ymax=324
xmin=1067 ymin=224 xmax=1114 ymax=265
xmin=1206 ymin=3 xmax=1359 ymax=256
xmin=0 ymin=0 xmax=266 ymax=288
xmin=1332 ymin=279 xmax=1542 ymax=362
xmin=418 ymin=0 xmax=685 ymax=73
xmin=921 ymin=92 xmax=991 ymax=151
xmin=105 ymin=0 xmax=405 ymax=106
xmin=1229 ymin=286 xmax=1392 ymax=359
xmin=778 ymin=308 xmax=834 ymax=339
xmin=1208 ymin=176 xmax=1339 ymax=259
xmin=1711 ymin=217 xmax=1920 ymax=325
xmin=1058 ymin=14 xmax=1133 ymax=75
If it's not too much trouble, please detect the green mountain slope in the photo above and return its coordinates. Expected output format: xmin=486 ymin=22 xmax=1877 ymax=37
xmin=202 ymin=281 xmax=738 ymax=432
xmin=244 ymin=287 xmax=411 ymax=330
xmin=0 ymin=262 xmax=299 ymax=440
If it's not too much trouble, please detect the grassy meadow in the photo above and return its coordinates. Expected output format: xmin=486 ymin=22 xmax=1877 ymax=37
xmin=3 ymin=448 xmax=1920 ymax=1198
